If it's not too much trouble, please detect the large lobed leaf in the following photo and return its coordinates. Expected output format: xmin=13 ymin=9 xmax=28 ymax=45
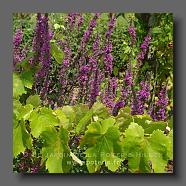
xmin=40 ymin=127 xmax=72 ymax=173
xmin=80 ymin=117 xmax=122 ymax=173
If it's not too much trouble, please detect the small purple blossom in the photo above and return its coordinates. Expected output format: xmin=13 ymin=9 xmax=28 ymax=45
xmin=104 ymin=41 xmax=113 ymax=75
xmin=131 ymin=81 xmax=150 ymax=115
xmin=68 ymin=13 xmax=77 ymax=30
xmin=106 ymin=13 xmax=116 ymax=38
xmin=13 ymin=29 xmax=27 ymax=68
xmin=137 ymin=34 xmax=151 ymax=67
xmin=149 ymin=86 xmax=169 ymax=121
xmin=89 ymin=69 xmax=103 ymax=108
xmin=80 ymin=13 xmax=100 ymax=49
xmin=77 ymin=14 xmax=84 ymax=31
xmin=101 ymin=77 xmax=118 ymax=109
xmin=128 ymin=26 xmax=136 ymax=46
xmin=13 ymin=29 xmax=23 ymax=47
xmin=112 ymin=100 xmax=125 ymax=116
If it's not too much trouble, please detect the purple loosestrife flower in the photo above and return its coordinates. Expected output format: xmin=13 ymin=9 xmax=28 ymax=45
xmin=89 ymin=69 xmax=104 ymax=108
xmin=124 ymin=69 xmax=133 ymax=87
xmin=131 ymin=81 xmax=150 ymax=115
xmin=31 ymin=13 xmax=42 ymax=65
xmin=101 ymin=77 xmax=118 ymax=109
xmin=59 ymin=45 xmax=72 ymax=105
xmin=128 ymin=26 xmax=136 ymax=46
xmin=77 ymin=14 xmax=84 ymax=31
xmin=137 ymin=34 xmax=151 ymax=67
xmin=31 ymin=13 xmax=53 ymax=102
xmin=120 ymin=69 xmax=133 ymax=105
xmin=149 ymin=86 xmax=169 ymax=121
xmin=93 ymin=35 xmax=100 ymax=54
xmin=13 ymin=29 xmax=25 ymax=68
xmin=68 ymin=13 xmax=77 ymax=30
xmin=89 ymin=56 xmax=98 ymax=72
xmin=106 ymin=13 xmax=116 ymax=39
xmin=80 ymin=13 xmax=100 ymax=49
xmin=39 ymin=15 xmax=51 ymax=68
xmin=32 ymin=13 xmax=52 ymax=79
xmin=112 ymin=100 xmax=125 ymax=116
xmin=78 ymin=64 xmax=91 ymax=102
xmin=13 ymin=29 xmax=23 ymax=47
xmin=104 ymin=41 xmax=113 ymax=75
xmin=79 ymin=65 xmax=90 ymax=83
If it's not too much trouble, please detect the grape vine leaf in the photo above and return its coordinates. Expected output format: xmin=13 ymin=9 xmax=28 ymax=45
xmin=147 ymin=130 xmax=172 ymax=173
xmin=13 ymin=120 xmax=32 ymax=157
xmin=80 ymin=117 xmax=122 ymax=173
xmin=76 ymin=109 xmax=93 ymax=134
xmin=53 ymin=108 xmax=70 ymax=129
xmin=13 ymin=100 xmax=33 ymax=120
xmin=133 ymin=114 xmax=167 ymax=134
xmin=29 ymin=107 xmax=59 ymax=138
xmin=50 ymin=42 xmax=64 ymax=64
xmin=26 ymin=95 xmax=41 ymax=108
xmin=13 ymin=73 xmax=26 ymax=98
xmin=40 ymin=127 xmax=72 ymax=173
xmin=92 ymin=102 xmax=110 ymax=119
xmin=122 ymin=122 xmax=151 ymax=173
xmin=73 ymin=104 xmax=89 ymax=124
xmin=61 ymin=105 xmax=76 ymax=124
xmin=20 ymin=70 xmax=34 ymax=89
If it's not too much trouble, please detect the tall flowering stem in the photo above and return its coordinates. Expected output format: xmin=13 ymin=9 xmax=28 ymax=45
xmin=89 ymin=68 xmax=104 ymax=108
xmin=120 ymin=69 xmax=133 ymax=105
xmin=104 ymin=41 xmax=113 ymax=76
xmin=58 ymin=43 xmax=72 ymax=106
xmin=149 ymin=86 xmax=169 ymax=121
xmin=77 ymin=14 xmax=84 ymax=31
xmin=131 ymin=81 xmax=150 ymax=115
xmin=106 ymin=13 xmax=116 ymax=39
xmin=101 ymin=77 xmax=118 ymax=110
xmin=80 ymin=13 xmax=100 ymax=50
xmin=137 ymin=34 xmax=151 ymax=67
xmin=13 ymin=29 xmax=27 ymax=70
xmin=128 ymin=26 xmax=136 ymax=46
xmin=67 ymin=13 xmax=77 ymax=31
xmin=32 ymin=13 xmax=53 ymax=100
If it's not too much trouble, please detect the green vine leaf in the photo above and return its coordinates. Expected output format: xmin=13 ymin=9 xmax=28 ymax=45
xmin=61 ymin=105 xmax=76 ymax=124
xmin=75 ymin=109 xmax=93 ymax=134
xmin=81 ymin=117 xmax=122 ymax=173
xmin=20 ymin=70 xmax=34 ymax=89
xmin=122 ymin=122 xmax=151 ymax=173
xmin=40 ymin=127 xmax=72 ymax=173
xmin=147 ymin=130 xmax=172 ymax=173
xmin=13 ymin=120 xmax=32 ymax=157
xmin=26 ymin=94 xmax=41 ymax=108
xmin=53 ymin=108 xmax=70 ymax=129
xmin=13 ymin=73 xmax=26 ymax=98
xmin=29 ymin=107 xmax=59 ymax=138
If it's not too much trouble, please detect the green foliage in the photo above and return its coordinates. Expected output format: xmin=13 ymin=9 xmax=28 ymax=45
xmin=13 ymin=73 xmax=26 ymax=98
xmin=13 ymin=120 xmax=32 ymax=157
xmin=41 ymin=127 xmax=72 ymax=173
xmin=13 ymin=98 xmax=173 ymax=173
xmin=122 ymin=123 xmax=173 ymax=173
xmin=80 ymin=117 xmax=122 ymax=172
xmin=50 ymin=42 xmax=64 ymax=64
xmin=29 ymin=107 xmax=59 ymax=138
xmin=26 ymin=95 xmax=41 ymax=108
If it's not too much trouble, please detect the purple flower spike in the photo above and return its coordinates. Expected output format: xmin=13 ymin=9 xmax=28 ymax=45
xmin=128 ymin=26 xmax=136 ymax=45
